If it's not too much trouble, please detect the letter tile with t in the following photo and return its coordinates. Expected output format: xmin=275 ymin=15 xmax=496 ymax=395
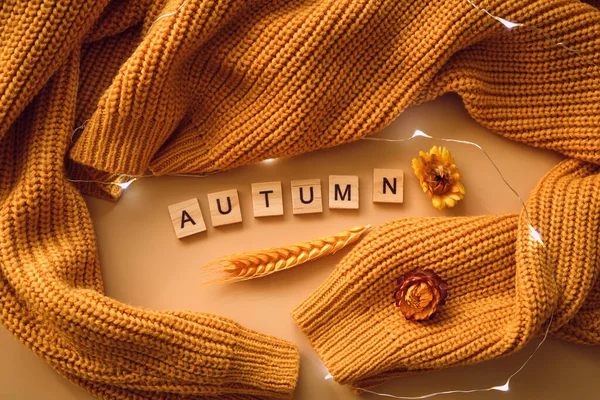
xmin=207 ymin=189 xmax=243 ymax=227
xmin=251 ymin=181 xmax=283 ymax=217
xmin=291 ymin=179 xmax=323 ymax=214
xmin=168 ymin=198 xmax=207 ymax=238
xmin=329 ymin=175 xmax=359 ymax=209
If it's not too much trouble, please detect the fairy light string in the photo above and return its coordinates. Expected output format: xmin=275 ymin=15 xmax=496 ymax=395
xmin=65 ymin=170 xmax=220 ymax=189
xmin=65 ymin=2 xmax=578 ymax=395
xmin=342 ymin=130 xmax=553 ymax=398
xmin=70 ymin=119 xmax=89 ymax=143
xmin=362 ymin=130 xmax=551 ymax=244
xmin=466 ymin=0 xmax=599 ymax=69
xmin=353 ymin=314 xmax=555 ymax=399
xmin=148 ymin=0 xmax=190 ymax=31
xmin=67 ymin=127 xmax=554 ymax=398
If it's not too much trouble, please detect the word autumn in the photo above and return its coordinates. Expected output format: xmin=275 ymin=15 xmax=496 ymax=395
xmin=168 ymin=169 xmax=403 ymax=239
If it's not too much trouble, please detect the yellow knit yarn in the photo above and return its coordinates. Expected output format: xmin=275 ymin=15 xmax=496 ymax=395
xmin=0 ymin=0 xmax=598 ymax=397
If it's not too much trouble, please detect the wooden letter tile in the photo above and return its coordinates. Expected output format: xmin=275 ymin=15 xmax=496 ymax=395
xmin=291 ymin=179 xmax=323 ymax=215
xmin=168 ymin=198 xmax=206 ymax=239
xmin=252 ymin=181 xmax=283 ymax=217
xmin=329 ymin=175 xmax=359 ymax=209
xmin=207 ymin=189 xmax=243 ymax=227
xmin=373 ymin=168 xmax=404 ymax=203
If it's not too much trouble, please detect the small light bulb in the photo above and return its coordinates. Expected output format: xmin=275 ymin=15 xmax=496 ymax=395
xmin=412 ymin=130 xmax=432 ymax=139
xmin=324 ymin=373 xmax=333 ymax=380
xmin=497 ymin=17 xmax=522 ymax=29
xmin=529 ymin=225 xmax=543 ymax=244
xmin=492 ymin=382 xmax=510 ymax=392
xmin=116 ymin=178 xmax=136 ymax=190
xmin=263 ymin=158 xmax=275 ymax=163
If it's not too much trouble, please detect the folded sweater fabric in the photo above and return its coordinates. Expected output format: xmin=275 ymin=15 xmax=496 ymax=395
xmin=0 ymin=0 xmax=598 ymax=398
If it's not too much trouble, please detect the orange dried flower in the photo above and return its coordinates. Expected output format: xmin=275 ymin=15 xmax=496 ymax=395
xmin=412 ymin=146 xmax=465 ymax=210
xmin=394 ymin=267 xmax=448 ymax=321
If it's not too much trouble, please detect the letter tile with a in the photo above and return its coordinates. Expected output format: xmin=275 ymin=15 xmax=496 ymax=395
xmin=168 ymin=198 xmax=207 ymax=238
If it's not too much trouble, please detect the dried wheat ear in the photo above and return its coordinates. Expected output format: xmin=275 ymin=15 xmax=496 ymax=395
xmin=200 ymin=225 xmax=371 ymax=284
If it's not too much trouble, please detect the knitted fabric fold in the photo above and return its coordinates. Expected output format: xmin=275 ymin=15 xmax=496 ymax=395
xmin=68 ymin=0 xmax=600 ymax=186
xmin=0 ymin=47 xmax=299 ymax=400
xmin=1 ymin=0 xmax=599 ymax=398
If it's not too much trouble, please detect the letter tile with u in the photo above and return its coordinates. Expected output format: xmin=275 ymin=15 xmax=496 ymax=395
xmin=207 ymin=189 xmax=243 ymax=226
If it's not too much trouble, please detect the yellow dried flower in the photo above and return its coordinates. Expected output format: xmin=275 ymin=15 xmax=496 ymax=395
xmin=411 ymin=145 xmax=465 ymax=210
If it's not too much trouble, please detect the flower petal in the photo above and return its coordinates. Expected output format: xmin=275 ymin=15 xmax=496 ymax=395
xmin=431 ymin=195 xmax=444 ymax=210
xmin=443 ymin=196 xmax=456 ymax=207
xmin=441 ymin=147 xmax=450 ymax=160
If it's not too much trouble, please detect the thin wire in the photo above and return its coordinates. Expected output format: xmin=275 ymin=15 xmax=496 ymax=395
xmin=148 ymin=0 xmax=190 ymax=32
xmin=66 ymin=178 xmax=127 ymax=185
xmin=363 ymin=131 xmax=549 ymax=251
xmin=466 ymin=0 xmax=599 ymax=69
xmin=65 ymin=170 xmax=221 ymax=187
xmin=362 ymin=130 xmax=531 ymax=222
xmin=355 ymin=312 xmax=554 ymax=399
xmin=169 ymin=171 xmax=222 ymax=177
xmin=354 ymin=129 xmax=552 ymax=398
xmin=70 ymin=119 xmax=90 ymax=143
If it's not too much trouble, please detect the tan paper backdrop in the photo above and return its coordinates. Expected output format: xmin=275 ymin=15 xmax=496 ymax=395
xmin=1 ymin=94 xmax=599 ymax=399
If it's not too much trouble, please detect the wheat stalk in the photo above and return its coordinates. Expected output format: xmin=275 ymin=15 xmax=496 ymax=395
xmin=201 ymin=225 xmax=371 ymax=284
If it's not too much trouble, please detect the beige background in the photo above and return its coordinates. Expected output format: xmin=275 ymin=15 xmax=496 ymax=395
xmin=2 ymin=94 xmax=599 ymax=399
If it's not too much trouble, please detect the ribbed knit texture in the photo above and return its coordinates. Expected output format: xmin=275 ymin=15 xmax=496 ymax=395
xmin=0 ymin=0 xmax=598 ymax=397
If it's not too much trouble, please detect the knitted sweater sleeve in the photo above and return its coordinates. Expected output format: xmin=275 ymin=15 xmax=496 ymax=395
xmin=293 ymin=160 xmax=600 ymax=388
xmin=0 ymin=3 xmax=298 ymax=399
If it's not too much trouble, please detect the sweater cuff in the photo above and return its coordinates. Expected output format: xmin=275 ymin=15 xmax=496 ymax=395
xmin=222 ymin=326 xmax=299 ymax=399
xmin=291 ymin=216 xmax=529 ymax=388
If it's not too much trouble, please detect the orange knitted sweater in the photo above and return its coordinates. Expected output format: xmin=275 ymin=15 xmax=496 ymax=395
xmin=0 ymin=0 xmax=598 ymax=398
